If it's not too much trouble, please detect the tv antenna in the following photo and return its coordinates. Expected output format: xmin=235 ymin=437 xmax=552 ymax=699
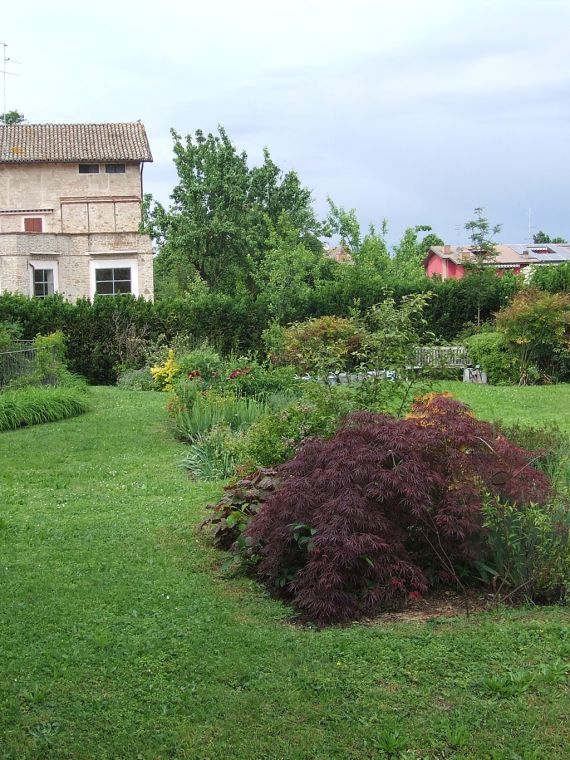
xmin=527 ymin=207 xmax=536 ymax=244
xmin=0 ymin=42 xmax=22 ymax=124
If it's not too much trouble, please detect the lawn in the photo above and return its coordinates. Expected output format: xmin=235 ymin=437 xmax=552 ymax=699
xmin=440 ymin=381 xmax=570 ymax=434
xmin=0 ymin=386 xmax=568 ymax=759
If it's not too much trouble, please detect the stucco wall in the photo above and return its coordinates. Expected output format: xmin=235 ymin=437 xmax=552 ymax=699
xmin=447 ymin=260 xmax=465 ymax=279
xmin=425 ymin=252 xmax=444 ymax=277
xmin=425 ymin=253 xmax=466 ymax=280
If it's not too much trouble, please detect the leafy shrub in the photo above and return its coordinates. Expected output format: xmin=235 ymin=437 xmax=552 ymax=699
xmin=31 ymin=331 xmax=68 ymax=386
xmin=178 ymin=345 xmax=225 ymax=383
xmin=529 ymin=260 xmax=570 ymax=294
xmin=274 ymin=315 xmax=366 ymax=375
xmin=241 ymin=385 xmax=356 ymax=467
xmin=0 ymin=386 xmax=89 ymax=431
xmin=116 ymin=367 xmax=155 ymax=391
xmin=495 ymin=288 xmax=570 ymax=383
xmin=464 ymin=332 xmax=518 ymax=384
xmin=202 ymin=468 xmax=280 ymax=563
xmin=360 ymin=292 xmax=434 ymax=372
xmin=33 ymin=330 xmax=66 ymax=362
xmin=240 ymin=402 xmax=318 ymax=467
xmin=243 ymin=394 xmax=550 ymax=624
xmin=5 ymin=331 xmax=84 ymax=391
xmin=221 ymin=361 xmax=300 ymax=398
xmin=0 ymin=321 xmax=22 ymax=351
xmin=150 ymin=349 xmax=181 ymax=391
xmin=481 ymin=495 xmax=569 ymax=602
xmin=261 ymin=321 xmax=286 ymax=360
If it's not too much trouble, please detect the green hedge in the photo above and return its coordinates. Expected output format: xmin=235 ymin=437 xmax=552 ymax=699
xmin=0 ymin=273 xmax=519 ymax=383
xmin=0 ymin=293 xmax=269 ymax=384
xmin=0 ymin=386 xmax=90 ymax=431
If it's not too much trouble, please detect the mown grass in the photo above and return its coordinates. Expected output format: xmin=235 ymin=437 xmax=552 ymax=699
xmin=439 ymin=381 xmax=570 ymax=434
xmin=0 ymin=386 xmax=568 ymax=759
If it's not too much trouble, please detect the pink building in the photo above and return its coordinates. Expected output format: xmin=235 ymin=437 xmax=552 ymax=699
xmin=425 ymin=244 xmax=570 ymax=280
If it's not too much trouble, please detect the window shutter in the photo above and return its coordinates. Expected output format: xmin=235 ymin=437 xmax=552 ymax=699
xmin=24 ymin=218 xmax=43 ymax=233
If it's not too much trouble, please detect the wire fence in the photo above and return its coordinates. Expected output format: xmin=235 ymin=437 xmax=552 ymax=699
xmin=0 ymin=342 xmax=57 ymax=390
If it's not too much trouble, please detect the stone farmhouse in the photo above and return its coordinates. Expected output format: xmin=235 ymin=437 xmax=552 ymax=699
xmin=0 ymin=122 xmax=154 ymax=300
xmin=425 ymin=243 xmax=570 ymax=280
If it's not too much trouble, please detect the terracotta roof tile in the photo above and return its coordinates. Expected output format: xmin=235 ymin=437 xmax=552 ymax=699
xmin=0 ymin=122 xmax=152 ymax=163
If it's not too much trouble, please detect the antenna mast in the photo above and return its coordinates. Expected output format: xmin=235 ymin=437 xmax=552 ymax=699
xmin=528 ymin=208 xmax=531 ymax=243
xmin=0 ymin=42 xmax=21 ymax=124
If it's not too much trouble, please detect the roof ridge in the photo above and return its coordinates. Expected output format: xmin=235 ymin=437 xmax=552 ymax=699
xmin=0 ymin=122 xmax=145 ymax=127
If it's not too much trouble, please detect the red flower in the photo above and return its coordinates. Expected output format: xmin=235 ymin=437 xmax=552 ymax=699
xmin=227 ymin=367 xmax=252 ymax=380
xmin=187 ymin=370 xmax=202 ymax=379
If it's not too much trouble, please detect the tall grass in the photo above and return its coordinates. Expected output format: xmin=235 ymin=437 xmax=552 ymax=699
xmin=173 ymin=393 xmax=267 ymax=441
xmin=0 ymin=386 xmax=89 ymax=431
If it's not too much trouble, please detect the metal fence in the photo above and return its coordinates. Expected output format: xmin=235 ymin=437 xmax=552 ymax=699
xmin=0 ymin=342 xmax=57 ymax=390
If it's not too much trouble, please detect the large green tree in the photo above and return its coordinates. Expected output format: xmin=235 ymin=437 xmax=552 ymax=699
xmin=254 ymin=213 xmax=334 ymax=323
xmin=144 ymin=127 xmax=322 ymax=296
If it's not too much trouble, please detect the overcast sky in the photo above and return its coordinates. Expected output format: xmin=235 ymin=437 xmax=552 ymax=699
xmin=3 ymin=0 xmax=569 ymax=245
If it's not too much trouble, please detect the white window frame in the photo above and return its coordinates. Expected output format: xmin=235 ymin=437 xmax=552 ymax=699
xmin=89 ymin=258 xmax=139 ymax=299
xmin=29 ymin=259 xmax=59 ymax=298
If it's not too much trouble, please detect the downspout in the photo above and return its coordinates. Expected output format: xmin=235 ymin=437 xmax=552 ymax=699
xmin=139 ymin=162 xmax=144 ymax=223
xmin=27 ymin=260 xmax=35 ymax=297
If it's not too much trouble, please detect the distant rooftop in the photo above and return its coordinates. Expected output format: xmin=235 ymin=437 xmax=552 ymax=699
xmin=428 ymin=243 xmax=570 ymax=267
xmin=324 ymin=244 xmax=353 ymax=263
xmin=0 ymin=123 xmax=153 ymax=164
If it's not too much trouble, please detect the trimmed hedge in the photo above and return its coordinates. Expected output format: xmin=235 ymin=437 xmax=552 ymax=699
xmin=0 ymin=293 xmax=269 ymax=384
xmin=0 ymin=273 xmax=519 ymax=383
xmin=0 ymin=386 xmax=90 ymax=431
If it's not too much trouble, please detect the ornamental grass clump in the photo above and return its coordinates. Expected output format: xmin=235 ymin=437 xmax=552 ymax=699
xmin=0 ymin=386 xmax=89 ymax=431
xmin=244 ymin=394 xmax=551 ymax=624
xmin=172 ymin=391 xmax=268 ymax=442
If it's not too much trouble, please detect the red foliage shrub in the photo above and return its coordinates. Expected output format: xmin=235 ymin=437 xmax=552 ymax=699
xmin=246 ymin=394 xmax=550 ymax=624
